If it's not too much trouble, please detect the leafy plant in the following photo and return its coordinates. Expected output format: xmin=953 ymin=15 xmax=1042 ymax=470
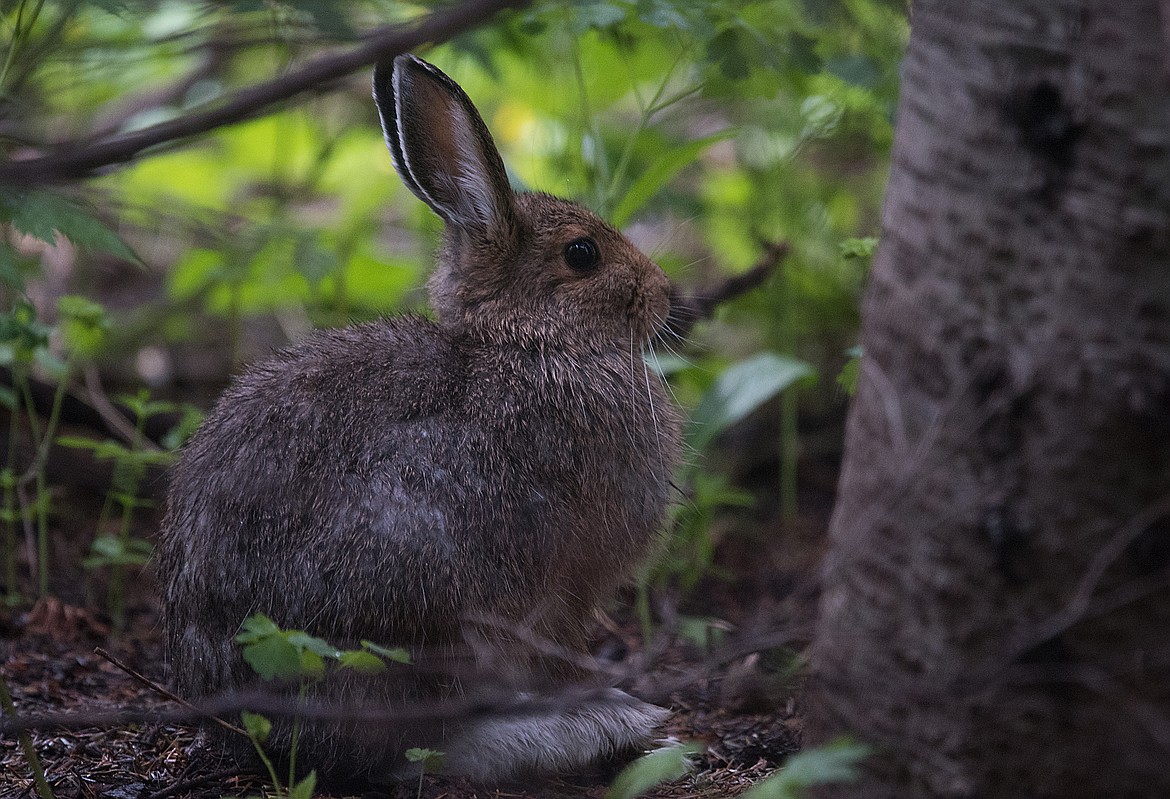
xmin=740 ymin=737 xmax=870 ymax=799
xmin=404 ymin=746 xmax=446 ymax=799
xmin=234 ymin=612 xmax=409 ymax=797
xmin=0 ymin=294 xmax=111 ymax=598
xmin=606 ymin=741 xmax=700 ymax=799
xmin=61 ymin=391 xmax=177 ymax=630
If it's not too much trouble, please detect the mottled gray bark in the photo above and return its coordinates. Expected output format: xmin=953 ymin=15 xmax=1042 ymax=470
xmin=809 ymin=2 xmax=1170 ymax=797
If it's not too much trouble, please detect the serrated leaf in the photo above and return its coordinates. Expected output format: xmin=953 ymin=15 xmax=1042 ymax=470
xmin=605 ymin=742 xmax=699 ymax=799
xmin=5 ymin=190 xmax=137 ymax=261
xmin=240 ymin=711 xmax=272 ymax=744
xmin=740 ymin=738 xmax=869 ymax=799
xmin=611 ymin=130 xmax=735 ymax=228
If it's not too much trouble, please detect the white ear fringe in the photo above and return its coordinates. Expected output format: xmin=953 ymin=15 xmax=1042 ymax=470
xmin=448 ymin=116 xmax=506 ymax=230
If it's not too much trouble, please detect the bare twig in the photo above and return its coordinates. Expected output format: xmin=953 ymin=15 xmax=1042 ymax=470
xmin=142 ymin=767 xmax=259 ymax=799
xmin=666 ymin=241 xmax=788 ymax=339
xmin=94 ymin=646 xmax=246 ymax=737
xmin=0 ymin=0 xmax=529 ymax=185
xmin=83 ymin=366 xmax=161 ymax=452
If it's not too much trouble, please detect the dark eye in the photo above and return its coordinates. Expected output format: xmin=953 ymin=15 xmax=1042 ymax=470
xmin=563 ymin=237 xmax=600 ymax=272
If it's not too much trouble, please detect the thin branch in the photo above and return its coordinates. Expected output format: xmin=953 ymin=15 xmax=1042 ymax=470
xmin=665 ymin=240 xmax=788 ymax=339
xmin=94 ymin=646 xmax=245 ymax=737
xmin=0 ymin=0 xmax=529 ymax=185
xmin=83 ymin=365 xmax=160 ymax=452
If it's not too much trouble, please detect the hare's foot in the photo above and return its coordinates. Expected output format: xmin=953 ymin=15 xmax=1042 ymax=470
xmin=437 ymin=687 xmax=669 ymax=782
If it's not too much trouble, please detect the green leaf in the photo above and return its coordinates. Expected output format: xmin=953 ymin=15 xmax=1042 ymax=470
xmin=34 ymin=348 xmax=69 ymax=381
xmin=288 ymin=770 xmax=318 ymax=799
xmin=605 ymin=742 xmax=699 ymax=799
xmin=740 ymin=738 xmax=870 ymax=799
xmin=0 ymin=242 xmax=25 ymax=291
xmin=688 ymin=352 xmax=816 ymax=449
xmin=241 ymin=633 xmax=302 ymax=681
xmin=571 ymin=2 xmax=628 ymax=32
xmin=837 ymin=346 xmax=863 ymax=396
xmin=161 ymin=405 xmax=205 ymax=451
xmin=235 ymin=613 xmax=281 ymax=644
xmin=676 ymin=615 xmax=730 ymax=650
xmin=361 ymin=640 xmax=411 ymax=664
xmin=83 ymin=534 xmax=153 ymax=567
xmin=404 ymin=747 xmax=445 ymax=771
xmin=297 ymin=648 xmax=326 ymax=680
xmin=240 ymin=711 xmax=272 ymax=744
xmin=286 ymin=631 xmax=341 ymax=660
xmin=708 ymin=27 xmax=750 ymax=80
xmin=2 ymin=190 xmax=138 ymax=261
xmin=839 ymin=237 xmax=879 ymax=260
xmin=56 ymin=295 xmax=108 ymax=327
xmin=610 ymin=130 xmax=735 ymax=228
xmin=338 ymin=650 xmax=388 ymax=673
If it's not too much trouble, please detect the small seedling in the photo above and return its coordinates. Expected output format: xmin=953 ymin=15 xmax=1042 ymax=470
xmin=62 ymin=390 xmax=176 ymax=630
xmin=739 ymin=737 xmax=870 ymax=799
xmin=404 ymin=747 xmax=446 ymax=799
xmin=605 ymin=741 xmax=700 ymax=799
xmin=235 ymin=613 xmax=410 ymax=797
xmin=0 ymin=296 xmax=107 ymax=598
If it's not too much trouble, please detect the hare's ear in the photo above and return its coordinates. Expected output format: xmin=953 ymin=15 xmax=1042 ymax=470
xmin=373 ymin=54 xmax=516 ymax=237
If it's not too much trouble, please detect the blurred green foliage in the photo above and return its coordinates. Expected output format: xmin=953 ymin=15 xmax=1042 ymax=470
xmin=0 ymin=0 xmax=904 ymax=602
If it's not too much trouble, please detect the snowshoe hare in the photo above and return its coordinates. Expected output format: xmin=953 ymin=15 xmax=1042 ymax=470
xmin=158 ymin=54 xmax=681 ymax=785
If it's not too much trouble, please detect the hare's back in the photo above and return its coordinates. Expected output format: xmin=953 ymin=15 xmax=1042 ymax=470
xmin=161 ymin=319 xmax=479 ymax=674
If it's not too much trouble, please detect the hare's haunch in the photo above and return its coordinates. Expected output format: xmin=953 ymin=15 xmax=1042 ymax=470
xmin=158 ymin=54 xmax=681 ymax=786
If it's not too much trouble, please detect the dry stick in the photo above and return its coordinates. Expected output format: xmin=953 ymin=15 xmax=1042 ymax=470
xmin=93 ymin=646 xmax=247 ymax=738
xmin=666 ymin=241 xmax=789 ymax=340
xmin=83 ymin=366 xmax=160 ymax=452
xmin=0 ymin=0 xmax=530 ymax=185
xmin=142 ymin=767 xmax=260 ymax=799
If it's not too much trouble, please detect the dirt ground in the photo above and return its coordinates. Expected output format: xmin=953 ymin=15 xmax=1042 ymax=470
xmin=0 ymin=416 xmax=837 ymax=799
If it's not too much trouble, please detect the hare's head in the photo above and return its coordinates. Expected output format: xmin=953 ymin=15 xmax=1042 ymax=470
xmin=373 ymin=55 xmax=670 ymax=351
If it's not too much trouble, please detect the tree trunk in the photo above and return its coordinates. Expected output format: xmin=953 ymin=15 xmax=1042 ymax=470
xmin=809 ymin=2 xmax=1170 ymax=797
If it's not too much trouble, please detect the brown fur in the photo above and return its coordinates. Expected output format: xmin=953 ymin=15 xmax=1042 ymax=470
xmin=156 ymin=54 xmax=681 ymax=785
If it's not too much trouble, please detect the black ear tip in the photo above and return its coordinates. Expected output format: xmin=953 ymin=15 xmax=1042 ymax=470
xmin=372 ymin=57 xmax=395 ymax=98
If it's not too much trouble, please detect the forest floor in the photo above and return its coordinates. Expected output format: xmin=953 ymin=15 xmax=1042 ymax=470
xmin=0 ymin=443 xmax=836 ymax=799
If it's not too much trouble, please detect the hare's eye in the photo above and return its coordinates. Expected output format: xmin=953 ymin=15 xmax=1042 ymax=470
xmin=563 ymin=237 xmax=600 ymax=272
